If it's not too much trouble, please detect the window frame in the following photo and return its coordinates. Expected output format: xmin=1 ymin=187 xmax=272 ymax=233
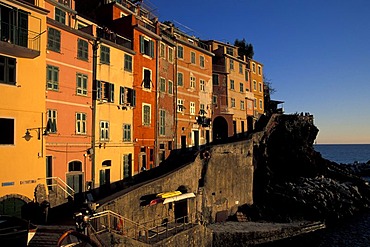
xmin=47 ymin=65 xmax=59 ymax=91
xmin=100 ymin=45 xmax=110 ymax=64
xmin=160 ymin=77 xmax=166 ymax=92
xmin=190 ymin=51 xmax=196 ymax=64
xmin=142 ymin=104 xmax=151 ymax=126
xmin=47 ymin=109 xmax=58 ymax=134
xmin=177 ymin=45 xmax=184 ymax=59
xmin=177 ymin=72 xmax=183 ymax=87
xmin=77 ymin=39 xmax=88 ymax=61
xmin=100 ymin=120 xmax=109 ymax=141
xmin=76 ymin=112 xmax=87 ymax=135
xmin=200 ymin=55 xmax=205 ymax=68
xmin=76 ymin=73 xmax=88 ymax=96
xmin=123 ymin=124 xmax=131 ymax=142
xmin=159 ymin=109 xmax=165 ymax=135
xmin=0 ymin=118 xmax=14 ymax=145
xmin=0 ymin=55 xmax=16 ymax=85
xmin=47 ymin=27 xmax=61 ymax=52
xmin=124 ymin=54 xmax=133 ymax=72
xmin=55 ymin=7 xmax=66 ymax=24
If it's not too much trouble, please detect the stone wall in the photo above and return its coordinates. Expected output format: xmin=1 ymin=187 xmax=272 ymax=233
xmin=98 ymin=140 xmax=254 ymax=226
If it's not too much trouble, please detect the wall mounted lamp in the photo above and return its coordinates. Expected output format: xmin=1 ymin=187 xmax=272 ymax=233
xmin=23 ymin=127 xmax=49 ymax=141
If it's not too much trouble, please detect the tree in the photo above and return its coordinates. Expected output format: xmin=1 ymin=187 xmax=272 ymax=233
xmin=234 ymin=38 xmax=254 ymax=59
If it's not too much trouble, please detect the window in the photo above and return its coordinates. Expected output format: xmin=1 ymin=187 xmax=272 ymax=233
xmin=76 ymin=73 xmax=88 ymax=96
xmin=47 ymin=109 xmax=57 ymax=133
xmin=76 ymin=113 xmax=86 ymax=134
xmin=200 ymin=104 xmax=206 ymax=115
xmin=0 ymin=6 xmax=28 ymax=47
xmin=231 ymin=98 xmax=235 ymax=108
xmin=190 ymin=102 xmax=195 ymax=115
xmin=190 ymin=76 xmax=196 ymax=88
xmin=239 ymin=63 xmax=243 ymax=74
xmin=168 ymin=47 xmax=174 ymax=63
xmin=47 ymin=65 xmax=59 ymax=91
xmin=259 ymin=82 xmax=262 ymax=92
xmin=160 ymin=43 xmax=165 ymax=58
xmin=159 ymin=109 xmax=165 ymax=135
xmin=77 ymin=39 xmax=88 ymax=60
xmin=96 ymin=81 xmax=114 ymax=102
xmin=177 ymin=72 xmax=183 ymax=86
xmin=230 ymin=60 xmax=234 ymax=70
xmin=240 ymin=82 xmax=244 ymax=93
xmin=0 ymin=55 xmax=16 ymax=85
xmin=68 ymin=161 xmax=82 ymax=172
xmin=168 ymin=81 xmax=173 ymax=94
xmin=47 ymin=27 xmax=61 ymax=52
xmin=200 ymin=56 xmax=205 ymax=68
xmin=0 ymin=118 xmax=14 ymax=145
xmin=55 ymin=8 xmax=66 ymax=24
xmin=254 ymin=99 xmax=257 ymax=109
xmin=226 ymin=47 xmax=233 ymax=56
xmin=124 ymin=54 xmax=133 ymax=72
xmin=191 ymin=51 xmax=196 ymax=64
xmin=123 ymin=124 xmax=131 ymax=141
xmin=253 ymin=80 xmax=257 ymax=91
xmin=140 ymin=35 xmax=154 ymax=57
xmin=123 ymin=154 xmax=132 ymax=178
xmin=142 ymin=104 xmax=151 ymax=126
xmin=100 ymin=45 xmax=110 ymax=64
xmin=200 ymin=79 xmax=205 ymax=91
xmin=245 ymin=70 xmax=249 ymax=81
xmin=160 ymin=77 xmax=166 ymax=92
xmin=259 ymin=99 xmax=263 ymax=109
xmin=177 ymin=99 xmax=184 ymax=112
xmin=212 ymin=95 xmax=217 ymax=105
xmin=100 ymin=121 xmax=109 ymax=141
xmin=177 ymin=45 xmax=184 ymax=59
xmin=240 ymin=100 xmax=245 ymax=110
xmin=230 ymin=79 xmax=235 ymax=90
xmin=212 ymin=74 xmax=219 ymax=86
xmin=142 ymin=69 xmax=152 ymax=89
xmin=119 ymin=86 xmax=136 ymax=106
xmin=252 ymin=63 xmax=256 ymax=73
xmin=258 ymin=65 xmax=262 ymax=75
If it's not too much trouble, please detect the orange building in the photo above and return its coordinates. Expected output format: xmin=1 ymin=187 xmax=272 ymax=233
xmin=157 ymin=23 xmax=176 ymax=163
xmin=172 ymin=27 xmax=214 ymax=150
xmin=0 ymin=0 xmax=48 ymax=217
xmin=44 ymin=0 xmax=95 ymax=199
xmin=250 ymin=59 xmax=264 ymax=118
xmin=208 ymin=40 xmax=253 ymax=139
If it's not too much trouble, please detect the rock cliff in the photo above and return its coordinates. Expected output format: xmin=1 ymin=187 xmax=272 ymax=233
xmin=243 ymin=114 xmax=370 ymax=223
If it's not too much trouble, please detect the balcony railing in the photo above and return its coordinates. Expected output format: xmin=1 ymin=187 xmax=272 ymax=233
xmin=1 ymin=21 xmax=41 ymax=51
xmin=96 ymin=27 xmax=132 ymax=49
xmin=137 ymin=18 xmax=157 ymax=34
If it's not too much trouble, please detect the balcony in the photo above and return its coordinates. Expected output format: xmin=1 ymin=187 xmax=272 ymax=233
xmin=0 ymin=20 xmax=41 ymax=58
xmin=137 ymin=18 xmax=157 ymax=34
xmin=213 ymin=64 xmax=227 ymax=73
xmin=97 ymin=27 xmax=132 ymax=49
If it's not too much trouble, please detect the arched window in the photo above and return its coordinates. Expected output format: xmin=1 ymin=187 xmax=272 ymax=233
xmin=69 ymin=161 xmax=82 ymax=172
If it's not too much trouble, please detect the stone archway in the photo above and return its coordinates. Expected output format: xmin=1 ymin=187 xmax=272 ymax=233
xmin=212 ymin=116 xmax=229 ymax=142
xmin=0 ymin=194 xmax=31 ymax=218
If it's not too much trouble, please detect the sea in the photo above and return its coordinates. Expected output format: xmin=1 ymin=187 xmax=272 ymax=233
xmin=259 ymin=144 xmax=370 ymax=247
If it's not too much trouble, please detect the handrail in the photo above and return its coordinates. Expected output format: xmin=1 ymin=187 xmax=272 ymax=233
xmin=88 ymin=209 xmax=196 ymax=244
xmin=38 ymin=177 xmax=75 ymax=198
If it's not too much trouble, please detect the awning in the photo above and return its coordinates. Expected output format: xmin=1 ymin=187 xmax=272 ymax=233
xmin=163 ymin=192 xmax=196 ymax=204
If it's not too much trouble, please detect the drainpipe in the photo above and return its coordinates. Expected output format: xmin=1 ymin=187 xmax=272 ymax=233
xmin=155 ymin=37 xmax=159 ymax=167
xmin=91 ymin=38 xmax=99 ymax=188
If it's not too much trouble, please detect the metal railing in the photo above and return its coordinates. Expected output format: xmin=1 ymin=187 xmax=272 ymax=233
xmin=39 ymin=177 xmax=75 ymax=199
xmin=89 ymin=210 xmax=142 ymax=239
xmin=0 ymin=19 xmax=41 ymax=52
xmin=96 ymin=27 xmax=132 ymax=49
xmin=88 ymin=210 xmax=196 ymax=243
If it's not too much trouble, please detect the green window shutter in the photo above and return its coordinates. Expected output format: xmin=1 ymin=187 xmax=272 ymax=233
xmin=140 ymin=36 xmax=145 ymax=54
xmin=150 ymin=40 xmax=154 ymax=57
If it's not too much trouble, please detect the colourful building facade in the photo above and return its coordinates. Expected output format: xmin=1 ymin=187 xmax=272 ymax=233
xmin=0 ymin=0 xmax=48 ymax=217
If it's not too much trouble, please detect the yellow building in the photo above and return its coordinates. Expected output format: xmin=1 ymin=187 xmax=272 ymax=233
xmin=93 ymin=29 xmax=135 ymax=189
xmin=0 ymin=0 xmax=48 ymax=217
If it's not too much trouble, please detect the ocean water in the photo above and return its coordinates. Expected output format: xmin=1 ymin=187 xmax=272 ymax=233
xmin=314 ymin=144 xmax=370 ymax=164
xmin=260 ymin=144 xmax=370 ymax=246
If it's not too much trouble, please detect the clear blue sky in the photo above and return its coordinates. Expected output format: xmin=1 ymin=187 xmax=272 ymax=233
xmin=148 ymin=0 xmax=370 ymax=144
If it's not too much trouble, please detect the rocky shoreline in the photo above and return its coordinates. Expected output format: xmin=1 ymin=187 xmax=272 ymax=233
xmin=242 ymin=114 xmax=370 ymax=223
